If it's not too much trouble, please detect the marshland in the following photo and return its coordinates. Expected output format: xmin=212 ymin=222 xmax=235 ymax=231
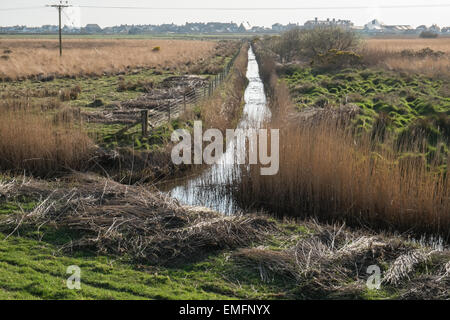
xmin=0 ymin=31 xmax=449 ymax=300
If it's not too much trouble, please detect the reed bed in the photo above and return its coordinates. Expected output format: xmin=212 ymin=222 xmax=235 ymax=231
xmin=361 ymin=38 xmax=450 ymax=76
xmin=0 ymin=99 xmax=95 ymax=175
xmin=0 ymin=39 xmax=216 ymax=80
xmin=237 ymin=115 xmax=449 ymax=238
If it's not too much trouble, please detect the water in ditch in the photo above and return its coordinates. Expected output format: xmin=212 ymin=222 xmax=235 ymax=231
xmin=167 ymin=46 xmax=270 ymax=214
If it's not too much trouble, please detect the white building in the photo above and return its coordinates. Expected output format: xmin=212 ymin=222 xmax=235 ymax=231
xmin=364 ymin=19 xmax=413 ymax=33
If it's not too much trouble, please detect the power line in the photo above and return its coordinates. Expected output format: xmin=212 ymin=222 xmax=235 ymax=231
xmin=0 ymin=4 xmax=449 ymax=12
xmin=76 ymin=4 xmax=450 ymax=10
xmin=0 ymin=7 xmax=46 ymax=12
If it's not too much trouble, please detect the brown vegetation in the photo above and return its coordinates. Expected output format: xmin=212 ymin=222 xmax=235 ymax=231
xmin=233 ymin=220 xmax=450 ymax=299
xmin=270 ymin=27 xmax=360 ymax=63
xmin=239 ymin=115 xmax=449 ymax=238
xmin=0 ymin=99 xmax=95 ymax=175
xmin=0 ymin=39 xmax=219 ymax=80
xmin=0 ymin=172 xmax=275 ymax=265
xmin=200 ymin=43 xmax=249 ymax=132
xmin=361 ymin=38 xmax=450 ymax=76
xmin=1 ymin=172 xmax=448 ymax=299
xmin=239 ymin=44 xmax=450 ymax=239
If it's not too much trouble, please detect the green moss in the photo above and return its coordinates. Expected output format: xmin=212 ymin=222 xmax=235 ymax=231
xmin=282 ymin=66 xmax=449 ymax=164
xmin=0 ymin=196 xmax=38 ymax=215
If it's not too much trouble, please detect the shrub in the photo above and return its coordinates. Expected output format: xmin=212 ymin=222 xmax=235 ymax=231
xmin=271 ymin=28 xmax=303 ymax=63
xmin=312 ymin=49 xmax=362 ymax=71
xmin=300 ymin=27 xmax=361 ymax=59
xmin=420 ymin=31 xmax=439 ymax=38
xmin=152 ymin=46 xmax=161 ymax=52
xmin=272 ymin=27 xmax=361 ymax=63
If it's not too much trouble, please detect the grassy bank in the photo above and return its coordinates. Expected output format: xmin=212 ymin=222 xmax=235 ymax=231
xmin=0 ymin=173 xmax=448 ymax=300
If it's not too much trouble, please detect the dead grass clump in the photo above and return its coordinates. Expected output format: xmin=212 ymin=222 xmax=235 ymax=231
xmin=383 ymin=249 xmax=432 ymax=285
xmin=58 ymin=85 xmax=81 ymax=101
xmin=0 ymin=100 xmax=94 ymax=175
xmin=0 ymin=173 xmax=275 ymax=265
xmin=232 ymin=221 xmax=450 ymax=299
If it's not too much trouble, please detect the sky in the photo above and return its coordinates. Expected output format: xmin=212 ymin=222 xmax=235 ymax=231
xmin=0 ymin=0 xmax=449 ymax=28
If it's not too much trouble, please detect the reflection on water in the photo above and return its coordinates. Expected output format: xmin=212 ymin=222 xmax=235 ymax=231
xmin=167 ymin=46 xmax=270 ymax=214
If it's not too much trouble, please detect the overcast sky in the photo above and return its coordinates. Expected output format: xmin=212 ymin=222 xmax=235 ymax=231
xmin=1 ymin=0 xmax=449 ymax=28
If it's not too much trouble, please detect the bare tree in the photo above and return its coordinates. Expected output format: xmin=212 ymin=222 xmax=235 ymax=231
xmin=272 ymin=26 xmax=361 ymax=63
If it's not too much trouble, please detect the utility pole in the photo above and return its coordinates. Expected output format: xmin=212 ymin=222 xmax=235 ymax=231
xmin=47 ymin=1 xmax=71 ymax=56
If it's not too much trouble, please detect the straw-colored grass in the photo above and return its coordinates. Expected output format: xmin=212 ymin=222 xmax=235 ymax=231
xmin=361 ymin=38 xmax=450 ymax=76
xmin=365 ymin=38 xmax=450 ymax=53
xmin=0 ymin=100 xmax=95 ymax=175
xmin=235 ymin=65 xmax=450 ymax=238
xmin=201 ymin=43 xmax=249 ymax=131
xmin=0 ymin=39 xmax=216 ymax=80
xmin=238 ymin=115 xmax=450 ymax=238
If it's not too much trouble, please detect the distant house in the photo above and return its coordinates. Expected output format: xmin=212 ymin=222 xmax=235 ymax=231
xmin=416 ymin=25 xmax=428 ymax=32
xmin=364 ymin=19 xmax=383 ymax=32
xmin=304 ymin=18 xmax=354 ymax=29
xmin=237 ymin=23 xmax=247 ymax=33
xmin=428 ymin=24 xmax=441 ymax=33
xmin=442 ymin=27 xmax=450 ymax=34
xmin=364 ymin=19 xmax=413 ymax=33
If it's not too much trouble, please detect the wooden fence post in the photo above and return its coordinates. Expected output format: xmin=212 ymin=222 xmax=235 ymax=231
xmin=168 ymin=104 xmax=171 ymax=122
xmin=141 ymin=109 xmax=148 ymax=137
xmin=183 ymin=93 xmax=187 ymax=112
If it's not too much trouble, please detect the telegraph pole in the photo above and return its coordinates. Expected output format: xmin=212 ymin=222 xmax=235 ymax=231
xmin=47 ymin=1 xmax=71 ymax=56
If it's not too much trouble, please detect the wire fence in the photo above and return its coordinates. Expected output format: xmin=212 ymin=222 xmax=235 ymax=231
xmin=116 ymin=45 xmax=242 ymax=137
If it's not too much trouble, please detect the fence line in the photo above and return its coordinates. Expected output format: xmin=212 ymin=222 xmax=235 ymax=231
xmin=115 ymin=45 xmax=242 ymax=137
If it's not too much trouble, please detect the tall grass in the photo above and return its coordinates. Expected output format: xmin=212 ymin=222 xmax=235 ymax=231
xmin=201 ymin=43 xmax=249 ymax=132
xmin=360 ymin=38 xmax=450 ymax=77
xmin=0 ymin=99 xmax=95 ymax=175
xmin=238 ymin=116 xmax=449 ymax=238
xmin=0 ymin=39 xmax=218 ymax=80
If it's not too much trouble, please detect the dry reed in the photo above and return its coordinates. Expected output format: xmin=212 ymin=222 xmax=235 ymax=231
xmin=238 ymin=115 xmax=450 ymax=238
xmin=200 ymin=43 xmax=249 ymax=131
xmin=0 ymin=99 xmax=95 ymax=175
xmin=0 ymin=39 xmax=216 ymax=80
xmin=0 ymin=173 xmax=275 ymax=265
xmin=360 ymin=38 xmax=450 ymax=76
